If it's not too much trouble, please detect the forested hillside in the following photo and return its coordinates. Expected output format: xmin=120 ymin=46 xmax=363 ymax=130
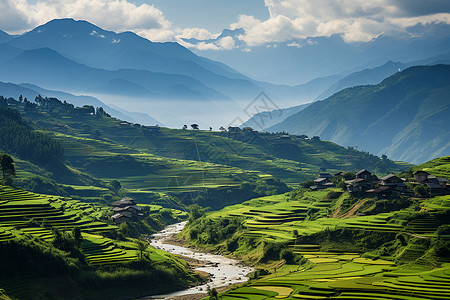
xmin=269 ymin=64 xmax=450 ymax=164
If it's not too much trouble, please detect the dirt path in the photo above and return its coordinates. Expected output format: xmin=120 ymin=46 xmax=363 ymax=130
xmin=402 ymin=232 xmax=430 ymax=239
xmin=338 ymin=199 xmax=369 ymax=218
xmin=330 ymin=206 xmax=341 ymax=218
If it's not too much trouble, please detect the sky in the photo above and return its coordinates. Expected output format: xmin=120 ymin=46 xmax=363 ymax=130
xmin=2 ymin=0 xmax=450 ymax=50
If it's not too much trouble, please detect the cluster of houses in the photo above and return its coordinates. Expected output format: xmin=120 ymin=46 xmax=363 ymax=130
xmin=311 ymin=169 xmax=449 ymax=198
xmin=111 ymin=197 xmax=144 ymax=224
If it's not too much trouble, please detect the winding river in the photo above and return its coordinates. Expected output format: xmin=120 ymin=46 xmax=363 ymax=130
xmin=145 ymin=221 xmax=253 ymax=299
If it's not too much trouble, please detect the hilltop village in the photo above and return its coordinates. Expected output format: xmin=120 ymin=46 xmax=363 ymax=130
xmin=312 ymin=169 xmax=449 ymax=198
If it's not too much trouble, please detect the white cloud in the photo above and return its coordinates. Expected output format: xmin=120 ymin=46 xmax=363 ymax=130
xmin=90 ymin=30 xmax=105 ymax=38
xmin=287 ymin=42 xmax=301 ymax=48
xmin=195 ymin=42 xmax=220 ymax=51
xmin=230 ymin=0 xmax=450 ymax=45
xmin=177 ymin=28 xmax=218 ymax=40
xmin=1 ymin=0 xmax=450 ymax=48
xmin=218 ymin=36 xmax=236 ymax=50
xmin=0 ymin=0 xmax=172 ymax=41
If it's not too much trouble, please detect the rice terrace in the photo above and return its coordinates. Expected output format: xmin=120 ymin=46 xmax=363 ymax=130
xmin=1 ymin=1 xmax=450 ymax=299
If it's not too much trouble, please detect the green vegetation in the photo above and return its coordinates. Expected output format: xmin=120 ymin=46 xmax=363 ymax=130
xmin=183 ymin=183 xmax=450 ymax=299
xmin=2 ymin=95 xmax=408 ymax=193
xmin=404 ymin=156 xmax=450 ymax=179
xmin=269 ymin=65 xmax=450 ymax=164
xmin=0 ymin=184 xmax=200 ymax=299
xmin=0 ymin=95 xmax=436 ymax=300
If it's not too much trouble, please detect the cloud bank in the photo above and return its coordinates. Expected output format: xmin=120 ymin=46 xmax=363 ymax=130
xmin=1 ymin=0 xmax=450 ymax=49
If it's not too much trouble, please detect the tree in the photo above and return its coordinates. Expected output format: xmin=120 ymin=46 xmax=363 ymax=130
xmin=191 ymin=124 xmax=199 ymax=130
xmin=207 ymin=286 xmax=218 ymax=300
xmin=19 ymin=95 xmax=23 ymax=102
xmin=110 ymin=179 xmax=122 ymax=194
xmin=72 ymin=226 xmax=82 ymax=247
xmin=183 ymin=125 xmax=188 ymax=130
xmin=219 ymin=126 xmax=226 ymax=132
xmin=413 ymin=185 xmax=428 ymax=198
xmin=135 ymin=239 xmax=149 ymax=260
xmin=209 ymin=127 xmax=212 ymax=131
xmin=0 ymin=154 xmax=15 ymax=184
xmin=188 ymin=204 xmax=206 ymax=222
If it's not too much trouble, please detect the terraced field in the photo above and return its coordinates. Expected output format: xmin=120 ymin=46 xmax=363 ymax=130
xmin=0 ymin=185 xmax=114 ymax=234
xmin=207 ymin=190 xmax=427 ymax=243
xmin=194 ymin=187 xmax=450 ymax=299
xmin=410 ymin=156 xmax=450 ymax=179
xmin=44 ymin=131 xmax=261 ymax=194
xmin=0 ymin=185 xmax=177 ymax=266
xmin=222 ymin=253 xmax=450 ymax=299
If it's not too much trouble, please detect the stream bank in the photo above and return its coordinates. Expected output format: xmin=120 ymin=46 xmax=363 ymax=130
xmin=143 ymin=221 xmax=253 ymax=299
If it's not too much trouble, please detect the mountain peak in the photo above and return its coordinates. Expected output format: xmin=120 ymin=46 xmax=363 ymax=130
xmin=32 ymin=18 xmax=106 ymax=36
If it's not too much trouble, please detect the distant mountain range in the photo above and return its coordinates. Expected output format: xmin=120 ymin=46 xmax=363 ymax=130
xmin=0 ymin=18 xmax=335 ymax=106
xmin=0 ymin=80 xmax=162 ymax=126
xmin=268 ymin=64 xmax=450 ymax=164
xmin=191 ymin=24 xmax=450 ymax=85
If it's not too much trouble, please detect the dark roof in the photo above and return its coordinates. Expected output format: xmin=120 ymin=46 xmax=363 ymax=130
xmin=129 ymin=205 xmax=142 ymax=211
xmin=314 ymin=178 xmax=328 ymax=183
xmin=427 ymin=178 xmax=440 ymax=184
xmin=426 ymin=182 xmax=443 ymax=189
xmin=113 ymin=206 xmax=131 ymax=212
xmin=356 ymin=169 xmax=371 ymax=175
xmin=318 ymin=173 xmax=332 ymax=178
xmin=111 ymin=197 xmax=136 ymax=207
xmin=111 ymin=213 xmax=131 ymax=219
xmin=345 ymin=178 xmax=366 ymax=184
xmin=381 ymin=174 xmax=402 ymax=182
xmin=413 ymin=170 xmax=430 ymax=174
xmin=366 ymin=186 xmax=391 ymax=193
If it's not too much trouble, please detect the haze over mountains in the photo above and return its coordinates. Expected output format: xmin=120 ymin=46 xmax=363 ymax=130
xmin=268 ymin=65 xmax=450 ymax=164
xmin=189 ymin=24 xmax=450 ymax=85
xmin=0 ymin=18 xmax=449 ymax=163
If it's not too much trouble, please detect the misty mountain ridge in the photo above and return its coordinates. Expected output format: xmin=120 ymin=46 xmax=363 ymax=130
xmin=191 ymin=23 xmax=450 ymax=85
xmin=268 ymin=64 xmax=450 ymax=164
xmin=0 ymin=80 xmax=162 ymax=126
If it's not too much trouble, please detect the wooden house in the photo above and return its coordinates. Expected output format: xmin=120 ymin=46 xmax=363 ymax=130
xmin=228 ymin=126 xmax=241 ymax=133
xmin=414 ymin=171 xmax=430 ymax=183
xmin=345 ymin=178 xmax=374 ymax=193
xmin=356 ymin=169 xmax=377 ymax=181
xmin=111 ymin=213 xmax=131 ymax=224
xmin=380 ymin=174 xmax=406 ymax=188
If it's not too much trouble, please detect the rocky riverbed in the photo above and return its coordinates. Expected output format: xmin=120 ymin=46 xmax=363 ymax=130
xmin=144 ymin=221 xmax=253 ymax=299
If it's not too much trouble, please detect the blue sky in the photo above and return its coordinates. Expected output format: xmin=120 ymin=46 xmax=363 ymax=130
xmin=2 ymin=0 xmax=450 ymax=49
xmin=138 ymin=0 xmax=268 ymax=33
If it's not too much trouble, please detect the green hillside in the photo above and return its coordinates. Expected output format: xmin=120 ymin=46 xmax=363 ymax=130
xmin=1 ymin=96 xmax=408 ymax=202
xmin=407 ymin=156 xmax=450 ymax=179
xmin=269 ymin=64 xmax=450 ymax=164
xmin=182 ymin=167 xmax=450 ymax=299
xmin=0 ymin=184 xmax=197 ymax=299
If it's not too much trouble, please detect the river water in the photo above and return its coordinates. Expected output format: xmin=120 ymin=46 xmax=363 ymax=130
xmin=144 ymin=221 xmax=253 ymax=299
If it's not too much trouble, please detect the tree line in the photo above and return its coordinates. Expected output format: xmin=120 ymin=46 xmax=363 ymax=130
xmin=0 ymin=106 xmax=64 ymax=166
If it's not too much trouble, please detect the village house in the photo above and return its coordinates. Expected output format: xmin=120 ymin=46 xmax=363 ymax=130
xmin=414 ymin=170 xmax=430 ymax=183
xmin=412 ymin=170 xmax=448 ymax=196
xmin=242 ymin=127 xmax=255 ymax=132
xmin=345 ymin=169 xmax=378 ymax=193
xmin=228 ymin=126 xmax=241 ymax=133
xmin=311 ymin=173 xmax=335 ymax=190
xmin=111 ymin=213 xmax=131 ymax=224
xmin=111 ymin=197 xmax=144 ymax=224
xmin=366 ymin=174 xmax=407 ymax=198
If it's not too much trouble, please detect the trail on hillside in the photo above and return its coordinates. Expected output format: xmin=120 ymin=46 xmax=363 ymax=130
xmin=334 ymin=199 xmax=369 ymax=218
